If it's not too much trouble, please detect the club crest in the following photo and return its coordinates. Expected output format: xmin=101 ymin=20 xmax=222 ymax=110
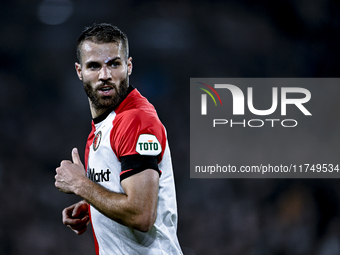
xmin=93 ymin=131 xmax=102 ymax=151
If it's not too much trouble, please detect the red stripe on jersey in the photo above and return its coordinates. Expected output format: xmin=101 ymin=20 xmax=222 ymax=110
xmin=84 ymin=122 xmax=99 ymax=254
xmin=85 ymin=122 xmax=96 ymax=171
xmin=88 ymin=205 xmax=100 ymax=255
xmin=120 ymin=168 xmax=133 ymax=176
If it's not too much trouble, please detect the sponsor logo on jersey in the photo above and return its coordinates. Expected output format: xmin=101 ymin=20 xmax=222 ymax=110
xmin=87 ymin=168 xmax=111 ymax=182
xmin=93 ymin=131 xmax=102 ymax=151
xmin=136 ymin=134 xmax=162 ymax=156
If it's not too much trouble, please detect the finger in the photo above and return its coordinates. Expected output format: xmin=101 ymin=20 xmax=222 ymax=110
xmin=60 ymin=160 xmax=72 ymax=167
xmin=71 ymin=148 xmax=83 ymax=166
xmin=72 ymin=226 xmax=88 ymax=235
xmin=63 ymin=216 xmax=87 ymax=226
xmin=67 ymin=222 xmax=87 ymax=235
xmin=72 ymin=202 xmax=80 ymax=217
xmin=72 ymin=203 xmax=84 ymax=218
xmin=73 ymin=215 xmax=89 ymax=227
xmin=62 ymin=204 xmax=76 ymax=223
xmin=65 ymin=218 xmax=89 ymax=235
xmin=72 ymin=201 xmax=89 ymax=217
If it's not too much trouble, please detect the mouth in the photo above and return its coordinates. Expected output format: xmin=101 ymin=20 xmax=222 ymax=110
xmin=97 ymin=85 xmax=115 ymax=96
xmin=99 ymin=86 xmax=112 ymax=92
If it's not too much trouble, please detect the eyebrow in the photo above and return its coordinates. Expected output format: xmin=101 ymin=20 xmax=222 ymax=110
xmin=84 ymin=57 xmax=122 ymax=66
xmin=105 ymin=57 xmax=122 ymax=64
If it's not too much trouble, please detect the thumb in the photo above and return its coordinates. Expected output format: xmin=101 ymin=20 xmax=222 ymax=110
xmin=72 ymin=202 xmax=88 ymax=217
xmin=72 ymin=204 xmax=80 ymax=217
xmin=72 ymin=148 xmax=83 ymax=166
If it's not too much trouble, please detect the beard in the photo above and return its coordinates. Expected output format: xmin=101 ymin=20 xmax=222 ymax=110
xmin=83 ymin=77 xmax=129 ymax=111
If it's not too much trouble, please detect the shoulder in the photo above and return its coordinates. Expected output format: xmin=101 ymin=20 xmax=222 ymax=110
xmin=110 ymin=108 xmax=167 ymax=158
xmin=121 ymin=107 xmax=160 ymax=123
xmin=113 ymin=108 xmax=164 ymax=137
xmin=114 ymin=89 xmax=163 ymax=130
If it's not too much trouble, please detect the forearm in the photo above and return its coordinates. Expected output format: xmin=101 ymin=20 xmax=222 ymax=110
xmin=74 ymin=178 xmax=135 ymax=225
xmin=74 ymin=175 xmax=156 ymax=232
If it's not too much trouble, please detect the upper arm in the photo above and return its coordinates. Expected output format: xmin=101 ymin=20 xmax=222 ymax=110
xmin=120 ymin=169 xmax=159 ymax=231
xmin=109 ymin=109 xmax=164 ymax=231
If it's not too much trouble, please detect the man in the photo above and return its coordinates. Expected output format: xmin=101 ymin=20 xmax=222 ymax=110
xmin=55 ymin=23 xmax=182 ymax=255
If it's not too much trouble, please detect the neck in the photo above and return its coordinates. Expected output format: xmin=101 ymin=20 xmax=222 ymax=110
xmin=88 ymin=99 xmax=111 ymax=119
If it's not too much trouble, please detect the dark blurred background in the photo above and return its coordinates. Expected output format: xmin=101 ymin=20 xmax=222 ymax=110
xmin=1 ymin=0 xmax=340 ymax=254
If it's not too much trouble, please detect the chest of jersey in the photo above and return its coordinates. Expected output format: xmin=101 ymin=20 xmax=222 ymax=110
xmin=87 ymin=111 xmax=123 ymax=193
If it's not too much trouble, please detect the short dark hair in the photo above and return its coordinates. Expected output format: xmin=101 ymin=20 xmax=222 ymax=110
xmin=76 ymin=23 xmax=129 ymax=63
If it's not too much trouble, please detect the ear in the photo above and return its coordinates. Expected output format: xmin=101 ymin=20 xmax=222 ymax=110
xmin=75 ymin=62 xmax=83 ymax=81
xmin=127 ymin=57 xmax=133 ymax=76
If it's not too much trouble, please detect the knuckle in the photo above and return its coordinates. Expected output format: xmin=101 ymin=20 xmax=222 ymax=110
xmin=60 ymin=160 xmax=70 ymax=166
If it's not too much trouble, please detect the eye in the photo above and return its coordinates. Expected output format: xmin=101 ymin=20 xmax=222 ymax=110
xmin=87 ymin=62 xmax=100 ymax=70
xmin=110 ymin=61 xmax=120 ymax=68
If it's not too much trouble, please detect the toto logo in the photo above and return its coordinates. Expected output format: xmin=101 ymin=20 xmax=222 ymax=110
xmin=198 ymin=82 xmax=312 ymax=128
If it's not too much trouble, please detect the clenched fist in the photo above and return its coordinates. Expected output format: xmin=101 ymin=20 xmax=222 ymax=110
xmin=55 ymin=148 xmax=87 ymax=194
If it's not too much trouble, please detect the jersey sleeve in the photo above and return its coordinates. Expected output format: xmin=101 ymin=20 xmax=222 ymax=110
xmin=110 ymin=109 xmax=166 ymax=181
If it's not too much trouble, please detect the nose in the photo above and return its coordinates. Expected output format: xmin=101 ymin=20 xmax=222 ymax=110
xmin=99 ymin=66 xmax=112 ymax=81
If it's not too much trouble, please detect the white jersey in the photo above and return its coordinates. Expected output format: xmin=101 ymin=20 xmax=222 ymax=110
xmin=84 ymin=87 xmax=182 ymax=255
